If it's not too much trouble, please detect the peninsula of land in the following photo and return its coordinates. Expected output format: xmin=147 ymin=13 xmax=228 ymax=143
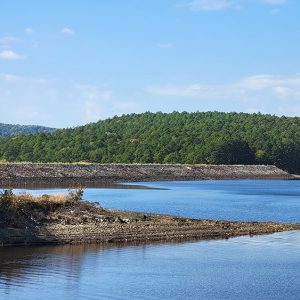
xmin=1 ymin=194 xmax=299 ymax=247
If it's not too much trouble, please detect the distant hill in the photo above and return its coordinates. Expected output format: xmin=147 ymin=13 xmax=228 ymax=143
xmin=0 ymin=112 xmax=299 ymax=173
xmin=0 ymin=123 xmax=56 ymax=137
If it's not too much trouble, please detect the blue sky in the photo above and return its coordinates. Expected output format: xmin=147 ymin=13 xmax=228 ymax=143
xmin=0 ymin=0 xmax=299 ymax=127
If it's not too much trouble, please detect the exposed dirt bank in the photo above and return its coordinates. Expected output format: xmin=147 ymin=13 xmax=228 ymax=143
xmin=0 ymin=200 xmax=299 ymax=247
xmin=0 ymin=163 xmax=293 ymax=187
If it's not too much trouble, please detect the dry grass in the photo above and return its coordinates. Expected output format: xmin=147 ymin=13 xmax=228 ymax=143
xmin=10 ymin=192 xmax=69 ymax=206
xmin=0 ymin=189 xmax=84 ymax=207
xmin=0 ymin=189 xmax=87 ymax=228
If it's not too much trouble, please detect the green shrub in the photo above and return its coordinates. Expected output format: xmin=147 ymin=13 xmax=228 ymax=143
xmin=67 ymin=188 xmax=84 ymax=201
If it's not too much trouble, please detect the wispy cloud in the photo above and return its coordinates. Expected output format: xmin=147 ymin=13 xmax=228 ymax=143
xmin=146 ymin=84 xmax=208 ymax=96
xmin=237 ymin=74 xmax=300 ymax=97
xmin=76 ymin=84 xmax=112 ymax=121
xmin=146 ymin=74 xmax=300 ymax=98
xmin=260 ymin=0 xmax=287 ymax=4
xmin=144 ymin=73 xmax=300 ymax=116
xmin=157 ymin=43 xmax=174 ymax=49
xmin=76 ymin=84 xmax=136 ymax=122
xmin=32 ymin=41 xmax=39 ymax=48
xmin=0 ymin=36 xmax=18 ymax=48
xmin=145 ymin=74 xmax=300 ymax=116
xmin=61 ymin=27 xmax=75 ymax=35
xmin=183 ymin=0 xmax=236 ymax=11
xmin=0 ymin=50 xmax=25 ymax=60
xmin=0 ymin=74 xmax=136 ymax=126
xmin=0 ymin=73 xmax=50 ymax=84
xmin=0 ymin=73 xmax=22 ymax=82
xmin=25 ymin=27 xmax=34 ymax=34
xmin=0 ymin=36 xmax=17 ymax=44
xmin=0 ymin=74 xmax=54 ymax=125
xmin=270 ymin=8 xmax=280 ymax=14
xmin=182 ymin=0 xmax=288 ymax=11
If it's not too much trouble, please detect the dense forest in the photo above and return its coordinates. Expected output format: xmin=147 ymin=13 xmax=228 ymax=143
xmin=0 ymin=123 xmax=55 ymax=137
xmin=0 ymin=112 xmax=299 ymax=173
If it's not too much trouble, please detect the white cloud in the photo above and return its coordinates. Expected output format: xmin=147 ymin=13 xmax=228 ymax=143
xmin=2 ymin=71 xmax=299 ymax=127
xmin=183 ymin=0 xmax=288 ymax=11
xmin=272 ymin=86 xmax=290 ymax=97
xmin=144 ymin=74 xmax=300 ymax=116
xmin=0 ymin=74 xmax=138 ymax=126
xmin=0 ymin=73 xmax=48 ymax=82
xmin=0 ymin=50 xmax=25 ymax=60
xmin=76 ymin=84 xmax=136 ymax=122
xmin=237 ymin=74 xmax=300 ymax=91
xmin=184 ymin=0 xmax=235 ymax=11
xmin=238 ymin=74 xmax=277 ymax=90
xmin=146 ymin=74 xmax=300 ymax=99
xmin=61 ymin=27 xmax=75 ymax=35
xmin=76 ymin=84 xmax=112 ymax=121
xmin=76 ymin=84 xmax=112 ymax=102
xmin=260 ymin=0 xmax=287 ymax=4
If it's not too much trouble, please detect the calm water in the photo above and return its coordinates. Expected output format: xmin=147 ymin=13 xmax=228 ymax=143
xmin=17 ymin=180 xmax=300 ymax=223
xmin=1 ymin=180 xmax=300 ymax=299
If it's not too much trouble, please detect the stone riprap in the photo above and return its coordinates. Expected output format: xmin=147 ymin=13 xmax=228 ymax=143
xmin=0 ymin=163 xmax=293 ymax=187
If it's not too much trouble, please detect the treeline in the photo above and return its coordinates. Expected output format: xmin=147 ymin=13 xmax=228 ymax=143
xmin=0 ymin=123 xmax=55 ymax=137
xmin=0 ymin=111 xmax=299 ymax=173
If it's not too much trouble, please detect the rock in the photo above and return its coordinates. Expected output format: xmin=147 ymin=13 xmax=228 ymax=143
xmin=119 ymin=218 xmax=130 ymax=224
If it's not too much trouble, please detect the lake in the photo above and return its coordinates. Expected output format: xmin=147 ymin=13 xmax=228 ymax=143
xmin=1 ymin=180 xmax=300 ymax=299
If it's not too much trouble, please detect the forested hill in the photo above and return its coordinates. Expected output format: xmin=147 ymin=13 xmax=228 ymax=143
xmin=0 ymin=123 xmax=55 ymax=137
xmin=0 ymin=112 xmax=299 ymax=173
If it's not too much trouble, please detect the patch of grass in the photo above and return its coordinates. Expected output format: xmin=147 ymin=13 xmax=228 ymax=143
xmin=0 ymin=188 xmax=86 ymax=227
xmin=0 ymin=188 xmax=84 ymax=206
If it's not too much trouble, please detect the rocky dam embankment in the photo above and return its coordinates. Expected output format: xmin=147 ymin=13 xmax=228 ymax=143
xmin=0 ymin=163 xmax=293 ymax=187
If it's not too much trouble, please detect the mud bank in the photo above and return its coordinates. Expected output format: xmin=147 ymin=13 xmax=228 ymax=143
xmin=1 ymin=200 xmax=299 ymax=247
xmin=0 ymin=163 xmax=293 ymax=187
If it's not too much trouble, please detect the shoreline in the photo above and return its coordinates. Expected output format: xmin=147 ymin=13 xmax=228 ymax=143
xmin=0 ymin=164 xmax=298 ymax=247
xmin=0 ymin=163 xmax=294 ymax=188
xmin=1 ymin=203 xmax=299 ymax=247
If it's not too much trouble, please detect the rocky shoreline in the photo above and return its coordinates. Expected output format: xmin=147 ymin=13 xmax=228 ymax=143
xmin=0 ymin=163 xmax=293 ymax=188
xmin=1 ymin=200 xmax=299 ymax=247
xmin=0 ymin=163 xmax=297 ymax=247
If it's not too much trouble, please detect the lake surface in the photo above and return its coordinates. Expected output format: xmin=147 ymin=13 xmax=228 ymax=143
xmin=16 ymin=179 xmax=300 ymax=223
xmin=1 ymin=180 xmax=300 ymax=299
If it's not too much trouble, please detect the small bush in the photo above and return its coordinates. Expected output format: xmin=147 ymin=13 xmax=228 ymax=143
xmin=0 ymin=189 xmax=14 ymax=201
xmin=68 ymin=188 xmax=84 ymax=201
xmin=0 ymin=188 xmax=85 ymax=213
xmin=0 ymin=188 xmax=87 ymax=227
xmin=0 ymin=190 xmax=15 ymax=213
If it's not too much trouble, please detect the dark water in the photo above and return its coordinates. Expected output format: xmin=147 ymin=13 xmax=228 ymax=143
xmin=1 ymin=180 xmax=300 ymax=299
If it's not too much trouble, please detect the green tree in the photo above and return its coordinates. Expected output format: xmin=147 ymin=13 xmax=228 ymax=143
xmin=210 ymin=139 xmax=255 ymax=165
xmin=271 ymin=143 xmax=300 ymax=174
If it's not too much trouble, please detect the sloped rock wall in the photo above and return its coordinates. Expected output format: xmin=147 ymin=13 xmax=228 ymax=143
xmin=0 ymin=163 xmax=292 ymax=186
